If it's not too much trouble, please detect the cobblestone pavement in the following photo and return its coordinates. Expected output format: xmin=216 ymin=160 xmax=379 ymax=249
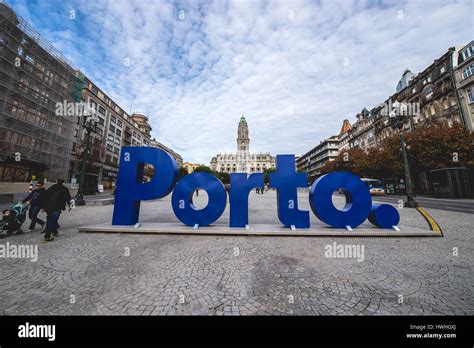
xmin=0 ymin=191 xmax=472 ymax=315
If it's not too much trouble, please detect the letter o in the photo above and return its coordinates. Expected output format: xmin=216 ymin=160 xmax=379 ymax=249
xmin=309 ymin=172 xmax=371 ymax=228
xmin=171 ymin=172 xmax=227 ymax=227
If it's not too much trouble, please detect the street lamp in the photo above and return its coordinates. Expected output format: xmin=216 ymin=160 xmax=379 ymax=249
xmin=388 ymin=114 xmax=418 ymax=208
xmin=75 ymin=109 xmax=98 ymax=206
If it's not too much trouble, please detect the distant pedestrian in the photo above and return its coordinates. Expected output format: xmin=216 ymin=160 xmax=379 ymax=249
xmin=42 ymin=179 xmax=72 ymax=242
xmin=22 ymin=181 xmax=46 ymax=231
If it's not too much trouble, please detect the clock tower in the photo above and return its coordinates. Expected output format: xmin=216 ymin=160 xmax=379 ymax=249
xmin=236 ymin=115 xmax=250 ymax=172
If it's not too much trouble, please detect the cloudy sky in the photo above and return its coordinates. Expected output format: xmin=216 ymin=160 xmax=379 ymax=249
xmin=7 ymin=0 xmax=473 ymax=164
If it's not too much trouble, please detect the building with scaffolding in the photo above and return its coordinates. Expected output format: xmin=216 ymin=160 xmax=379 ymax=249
xmin=0 ymin=1 xmax=83 ymax=182
xmin=0 ymin=2 xmax=182 ymax=188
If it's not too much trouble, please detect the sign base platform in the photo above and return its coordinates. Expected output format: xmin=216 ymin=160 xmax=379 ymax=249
xmin=79 ymin=222 xmax=441 ymax=237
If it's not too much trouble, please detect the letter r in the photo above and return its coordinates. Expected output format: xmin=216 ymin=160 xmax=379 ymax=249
xmin=229 ymin=173 xmax=264 ymax=227
xmin=112 ymin=146 xmax=178 ymax=225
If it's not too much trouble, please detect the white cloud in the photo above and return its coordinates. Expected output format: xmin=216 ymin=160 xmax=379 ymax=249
xmin=11 ymin=0 xmax=472 ymax=163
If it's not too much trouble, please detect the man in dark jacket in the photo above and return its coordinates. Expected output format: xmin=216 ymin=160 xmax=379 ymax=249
xmin=22 ymin=181 xmax=46 ymax=231
xmin=42 ymin=179 xmax=72 ymax=242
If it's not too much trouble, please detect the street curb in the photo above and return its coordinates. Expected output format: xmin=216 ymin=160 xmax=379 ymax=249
xmin=416 ymin=207 xmax=443 ymax=236
xmin=78 ymin=222 xmax=441 ymax=237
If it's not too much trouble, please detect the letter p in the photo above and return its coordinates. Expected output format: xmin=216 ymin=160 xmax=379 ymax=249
xmin=112 ymin=146 xmax=178 ymax=225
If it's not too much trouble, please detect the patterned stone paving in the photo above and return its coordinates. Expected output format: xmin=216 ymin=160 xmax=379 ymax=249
xmin=0 ymin=192 xmax=472 ymax=315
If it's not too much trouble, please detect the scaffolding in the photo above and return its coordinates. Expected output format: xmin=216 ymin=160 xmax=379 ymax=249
xmin=0 ymin=1 xmax=83 ymax=182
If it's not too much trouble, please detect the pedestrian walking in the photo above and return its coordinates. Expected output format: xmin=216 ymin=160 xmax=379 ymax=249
xmin=22 ymin=181 xmax=46 ymax=231
xmin=42 ymin=179 xmax=72 ymax=242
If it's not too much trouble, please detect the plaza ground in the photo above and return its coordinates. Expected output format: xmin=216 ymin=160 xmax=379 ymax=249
xmin=0 ymin=191 xmax=472 ymax=315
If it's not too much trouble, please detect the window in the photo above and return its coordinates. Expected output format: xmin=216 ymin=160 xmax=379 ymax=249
xmin=116 ymin=129 xmax=121 ymax=136
xmin=117 ymin=120 xmax=123 ymax=127
xmin=109 ymin=125 xmax=115 ymax=132
xmin=108 ymin=134 xmax=114 ymax=141
xmin=98 ymin=106 xmax=106 ymax=116
xmin=111 ymin=115 xmax=116 ymax=124
xmin=89 ymin=99 xmax=97 ymax=112
xmin=424 ymin=87 xmax=433 ymax=99
xmin=461 ymin=45 xmax=474 ymax=61
xmin=467 ymin=88 xmax=474 ymax=104
xmin=462 ymin=64 xmax=474 ymax=79
xmin=106 ymin=144 xmax=113 ymax=151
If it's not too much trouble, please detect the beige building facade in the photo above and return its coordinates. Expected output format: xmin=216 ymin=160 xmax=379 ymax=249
xmin=453 ymin=40 xmax=474 ymax=131
xmin=75 ymin=80 xmax=181 ymax=190
xmin=182 ymin=162 xmax=201 ymax=173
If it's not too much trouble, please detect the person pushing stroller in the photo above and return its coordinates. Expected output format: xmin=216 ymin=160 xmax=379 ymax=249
xmin=42 ymin=179 xmax=72 ymax=242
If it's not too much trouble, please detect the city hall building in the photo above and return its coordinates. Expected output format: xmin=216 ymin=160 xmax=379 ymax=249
xmin=210 ymin=116 xmax=274 ymax=174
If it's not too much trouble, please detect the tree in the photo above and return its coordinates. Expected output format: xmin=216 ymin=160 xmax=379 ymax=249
xmin=320 ymin=147 xmax=373 ymax=177
xmin=215 ymin=171 xmax=230 ymax=184
xmin=193 ymin=165 xmax=213 ymax=173
xmin=319 ymin=122 xmax=474 ymax=182
xmin=263 ymin=167 xmax=276 ymax=183
xmin=405 ymin=123 xmax=474 ymax=173
xmin=74 ymin=136 xmax=103 ymax=176
xmin=178 ymin=166 xmax=188 ymax=179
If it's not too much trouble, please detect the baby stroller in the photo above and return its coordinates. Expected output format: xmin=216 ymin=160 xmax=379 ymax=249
xmin=1 ymin=202 xmax=28 ymax=235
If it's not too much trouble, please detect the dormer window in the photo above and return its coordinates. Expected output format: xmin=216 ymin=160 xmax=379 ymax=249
xmin=461 ymin=45 xmax=474 ymax=61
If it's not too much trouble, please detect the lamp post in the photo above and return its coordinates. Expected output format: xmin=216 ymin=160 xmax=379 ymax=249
xmin=75 ymin=109 xmax=98 ymax=206
xmin=389 ymin=114 xmax=418 ymax=208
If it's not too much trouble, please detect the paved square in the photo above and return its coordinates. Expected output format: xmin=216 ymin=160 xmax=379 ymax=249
xmin=0 ymin=192 xmax=472 ymax=315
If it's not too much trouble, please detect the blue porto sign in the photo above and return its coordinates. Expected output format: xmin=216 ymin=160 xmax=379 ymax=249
xmin=112 ymin=147 xmax=400 ymax=229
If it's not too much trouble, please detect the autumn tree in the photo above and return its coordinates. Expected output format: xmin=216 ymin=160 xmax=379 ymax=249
xmin=405 ymin=123 xmax=474 ymax=173
xmin=74 ymin=136 xmax=103 ymax=176
xmin=319 ymin=122 xmax=474 ymax=182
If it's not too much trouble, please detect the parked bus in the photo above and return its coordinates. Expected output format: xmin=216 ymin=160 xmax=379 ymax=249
xmin=361 ymin=178 xmax=385 ymax=195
